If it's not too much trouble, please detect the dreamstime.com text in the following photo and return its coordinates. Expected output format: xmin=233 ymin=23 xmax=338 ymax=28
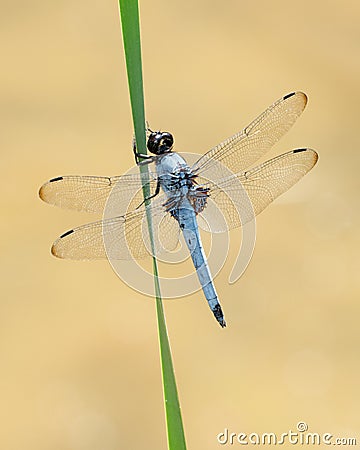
xmin=217 ymin=422 xmax=357 ymax=446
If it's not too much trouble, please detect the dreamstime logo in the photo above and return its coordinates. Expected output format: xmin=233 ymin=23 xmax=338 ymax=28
xmin=217 ymin=422 xmax=357 ymax=446
xmin=297 ymin=421 xmax=308 ymax=432
xmin=103 ymin=153 xmax=257 ymax=298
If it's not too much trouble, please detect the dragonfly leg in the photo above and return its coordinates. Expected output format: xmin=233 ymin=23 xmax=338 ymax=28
xmin=132 ymin=136 xmax=155 ymax=165
xmin=135 ymin=153 xmax=155 ymax=166
xmin=136 ymin=179 xmax=161 ymax=208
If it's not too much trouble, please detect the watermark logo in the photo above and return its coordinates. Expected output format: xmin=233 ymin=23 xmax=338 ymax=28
xmin=217 ymin=422 xmax=357 ymax=446
xmin=103 ymin=153 xmax=256 ymax=298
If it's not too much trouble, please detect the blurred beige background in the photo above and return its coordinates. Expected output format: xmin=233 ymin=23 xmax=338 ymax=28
xmin=1 ymin=1 xmax=359 ymax=449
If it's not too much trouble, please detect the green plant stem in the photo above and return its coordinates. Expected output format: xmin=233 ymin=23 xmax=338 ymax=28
xmin=118 ymin=1 xmax=187 ymax=449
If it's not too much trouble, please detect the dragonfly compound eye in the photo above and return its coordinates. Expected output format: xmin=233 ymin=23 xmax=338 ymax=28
xmin=147 ymin=131 xmax=174 ymax=154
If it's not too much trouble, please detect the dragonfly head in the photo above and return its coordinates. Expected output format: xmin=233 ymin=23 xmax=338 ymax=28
xmin=147 ymin=131 xmax=174 ymax=155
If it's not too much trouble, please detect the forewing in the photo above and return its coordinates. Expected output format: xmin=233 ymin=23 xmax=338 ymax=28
xmin=199 ymin=148 xmax=318 ymax=232
xmin=192 ymin=92 xmax=307 ymax=179
xmin=51 ymin=195 xmax=180 ymax=260
xmin=39 ymin=172 xmax=158 ymax=214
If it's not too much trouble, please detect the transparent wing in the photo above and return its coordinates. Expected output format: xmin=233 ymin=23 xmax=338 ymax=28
xmin=39 ymin=171 xmax=158 ymax=214
xmin=198 ymin=148 xmax=318 ymax=232
xmin=51 ymin=195 xmax=181 ymax=260
xmin=192 ymin=92 xmax=307 ymax=180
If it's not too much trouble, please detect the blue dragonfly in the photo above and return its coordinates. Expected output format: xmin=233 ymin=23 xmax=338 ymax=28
xmin=39 ymin=92 xmax=318 ymax=327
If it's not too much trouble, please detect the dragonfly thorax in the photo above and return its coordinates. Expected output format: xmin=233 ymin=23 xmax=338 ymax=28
xmin=154 ymin=151 xmax=209 ymax=215
xmin=147 ymin=131 xmax=174 ymax=155
xmin=155 ymin=152 xmax=193 ymax=189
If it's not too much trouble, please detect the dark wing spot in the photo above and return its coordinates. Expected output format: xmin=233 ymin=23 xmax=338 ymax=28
xmin=60 ymin=229 xmax=74 ymax=238
xmin=293 ymin=148 xmax=307 ymax=153
xmin=49 ymin=176 xmax=63 ymax=182
xmin=283 ymin=92 xmax=295 ymax=100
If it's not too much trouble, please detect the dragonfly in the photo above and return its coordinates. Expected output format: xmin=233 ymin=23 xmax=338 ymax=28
xmin=39 ymin=91 xmax=318 ymax=328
